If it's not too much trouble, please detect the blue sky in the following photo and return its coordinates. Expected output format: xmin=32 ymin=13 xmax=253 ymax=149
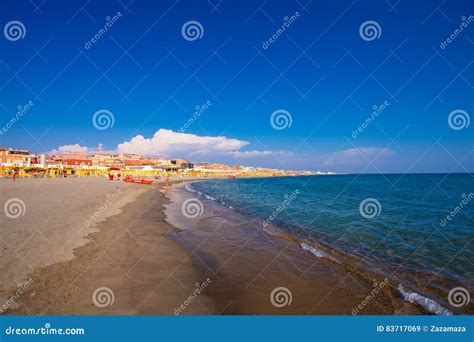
xmin=0 ymin=0 xmax=472 ymax=173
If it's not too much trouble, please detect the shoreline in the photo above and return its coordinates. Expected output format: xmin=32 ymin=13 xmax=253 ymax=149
xmin=174 ymin=178 xmax=473 ymax=315
xmin=163 ymin=181 xmax=424 ymax=315
xmin=0 ymin=176 xmax=464 ymax=315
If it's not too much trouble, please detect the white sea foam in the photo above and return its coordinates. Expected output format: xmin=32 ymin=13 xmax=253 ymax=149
xmin=184 ymin=184 xmax=196 ymax=193
xmin=204 ymin=194 xmax=217 ymax=201
xmin=398 ymin=284 xmax=452 ymax=315
xmin=300 ymin=242 xmax=339 ymax=263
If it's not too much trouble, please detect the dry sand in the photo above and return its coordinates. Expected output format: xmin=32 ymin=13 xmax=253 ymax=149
xmin=0 ymin=176 xmax=217 ymax=314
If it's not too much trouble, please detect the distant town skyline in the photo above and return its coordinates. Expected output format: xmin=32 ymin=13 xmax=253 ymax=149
xmin=0 ymin=0 xmax=472 ymax=173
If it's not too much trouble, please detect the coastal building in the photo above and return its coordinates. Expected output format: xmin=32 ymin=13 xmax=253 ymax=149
xmin=165 ymin=159 xmax=190 ymax=170
xmin=61 ymin=159 xmax=93 ymax=167
xmin=1 ymin=144 xmax=315 ymax=179
xmin=209 ymin=163 xmax=231 ymax=171
xmin=0 ymin=148 xmax=32 ymax=165
xmin=62 ymin=151 xmax=86 ymax=160
xmin=89 ymin=153 xmax=121 ymax=168
xmin=146 ymin=158 xmax=167 ymax=168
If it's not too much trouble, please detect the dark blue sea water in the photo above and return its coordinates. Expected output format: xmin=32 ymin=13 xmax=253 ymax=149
xmin=190 ymin=174 xmax=474 ymax=312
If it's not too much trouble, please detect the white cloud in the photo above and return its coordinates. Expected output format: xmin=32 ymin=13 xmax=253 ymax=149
xmin=117 ymin=129 xmax=250 ymax=158
xmin=46 ymin=144 xmax=89 ymax=155
xmin=58 ymin=144 xmax=88 ymax=153
xmin=47 ymin=130 xmax=292 ymax=167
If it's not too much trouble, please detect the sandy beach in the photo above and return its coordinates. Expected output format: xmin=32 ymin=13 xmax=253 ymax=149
xmin=0 ymin=176 xmax=423 ymax=315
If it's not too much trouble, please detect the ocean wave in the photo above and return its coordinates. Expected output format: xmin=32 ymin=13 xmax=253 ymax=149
xmin=184 ymin=184 xmax=196 ymax=193
xmin=300 ymin=242 xmax=339 ymax=263
xmin=398 ymin=284 xmax=452 ymax=315
xmin=192 ymin=186 xmax=235 ymax=211
xmin=204 ymin=194 xmax=217 ymax=201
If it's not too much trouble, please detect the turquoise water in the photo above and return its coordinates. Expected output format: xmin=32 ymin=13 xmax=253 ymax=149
xmin=190 ymin=174 xmax=474 ymax=308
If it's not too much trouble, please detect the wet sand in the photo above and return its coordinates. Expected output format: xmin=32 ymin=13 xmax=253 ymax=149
xmin=164 ymin=182 xmax=424 ymax=315
xmin=1 ymin=177 xmax=422 ymax=315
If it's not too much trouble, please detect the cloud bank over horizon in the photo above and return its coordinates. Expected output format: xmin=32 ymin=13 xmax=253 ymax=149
xmin=117 ymin=129 xmax=250 ymax=158
xmin=49 ymin=130 xmax=396 ymax=171
xmin=51 ymin=129 xmax=280 ymax=163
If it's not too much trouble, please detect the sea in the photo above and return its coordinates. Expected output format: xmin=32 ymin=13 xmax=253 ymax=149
xmin=187 ymin=174 xmax=474 ymax=314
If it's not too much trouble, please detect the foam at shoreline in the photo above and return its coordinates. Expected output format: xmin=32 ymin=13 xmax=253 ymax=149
xmin=179 ymin=179 xmax=462 ymax=315
xmin=398 ymin=284 xmax=452 ymax=316
xmin=167 ymin=180 xmax=417 ymax=314
xmin=300 ymin=242 xmax=340 ymax=263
